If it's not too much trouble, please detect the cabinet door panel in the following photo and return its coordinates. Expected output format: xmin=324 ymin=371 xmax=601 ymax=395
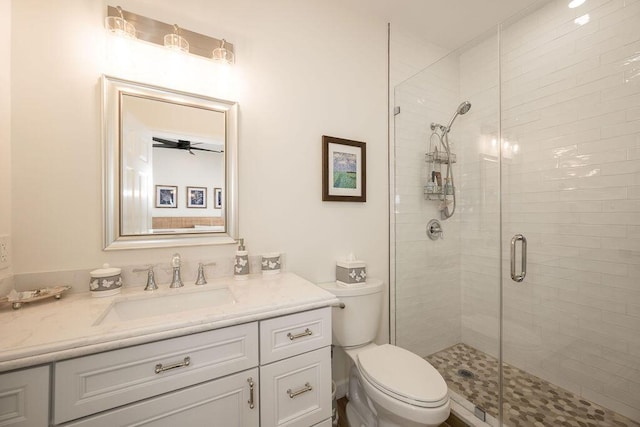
xmin=65 ymin=368 xmax=259 ymax=427
xmin=260 ymin=347 xmax=331 ymax=427
xmin=0 ymin=366 xmax=49 ymax=427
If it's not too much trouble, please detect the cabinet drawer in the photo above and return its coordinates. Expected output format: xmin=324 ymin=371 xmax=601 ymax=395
xmin=65 ymin=367 xmax=259 ymax=427
xmin=260 ymin=346 xmax=331 ymax=427
xmin=0 ymin=365 xmax=49 ymax=427
xmin=312 ymin=419 xmax=332 ymax=427
xmin=54 ymin=322 xmax=258 ymax=424
xmin=259 ymin=308 xmax=331 ymax=364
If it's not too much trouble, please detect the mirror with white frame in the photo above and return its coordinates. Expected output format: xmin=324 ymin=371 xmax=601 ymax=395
xmin=102 ymin=76 xmax=238 ymax=250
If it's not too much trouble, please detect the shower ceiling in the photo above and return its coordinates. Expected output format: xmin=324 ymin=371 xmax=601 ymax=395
xmin=344 ymin=0 xmax=546 ymax=50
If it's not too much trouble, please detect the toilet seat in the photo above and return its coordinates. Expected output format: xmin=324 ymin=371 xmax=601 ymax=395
xmin=357 ymin=344 xmax=449 ymax=408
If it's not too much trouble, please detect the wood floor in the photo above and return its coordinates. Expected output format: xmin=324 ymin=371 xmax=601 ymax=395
xmin=336 ymin=397 xmax=468 ymax=427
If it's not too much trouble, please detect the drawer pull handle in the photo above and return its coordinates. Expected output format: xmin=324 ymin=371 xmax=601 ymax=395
xmin=247 ymin=377 xmax=255 ymax=409
xmin=154 ymin=356 xmax=191 ymax=374
xmin=287 ymin=382 xmax=313 ymax=398
xmin=287 ymin=328 xmax=312 ymax=341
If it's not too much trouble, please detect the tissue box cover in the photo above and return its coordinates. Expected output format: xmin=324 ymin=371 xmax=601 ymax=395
xmin=336 ymin=260 xmax=367 ymax=286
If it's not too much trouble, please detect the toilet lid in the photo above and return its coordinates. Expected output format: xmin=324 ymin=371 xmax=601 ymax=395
xmin=357 ymin=344 xmax=449 ymax=408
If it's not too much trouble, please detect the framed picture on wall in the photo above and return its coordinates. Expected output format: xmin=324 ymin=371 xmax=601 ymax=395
xmin=155 ymin=185 xmax=177 ymax=208
xmin=214 ymin=188 xmax=223 ymax=209
xmin=322 ymin=135 xmax=366 ymax=202
xmin=187 ymin=186 xmax=207 ymax=208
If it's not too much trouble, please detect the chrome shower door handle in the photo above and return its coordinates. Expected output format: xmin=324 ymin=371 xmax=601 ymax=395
xmin=510 ymin=234 xmax=527 ymax=282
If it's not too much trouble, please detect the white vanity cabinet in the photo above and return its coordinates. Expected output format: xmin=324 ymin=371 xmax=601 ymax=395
xmin=0 ymin=365 xmax=49 ymax=426
xmin=259 ymin=308 xmax=332 ymax=427
xmin=60 ymin=308 xmax=333 ymax=427
xmin=1 ymin=305 xmax=333 ymax=427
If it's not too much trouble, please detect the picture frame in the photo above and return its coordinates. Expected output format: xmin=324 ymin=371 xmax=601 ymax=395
xmin=214 ymin=187 xmax=223 ymax=209
xmin=322 ymin=135 xmax=366 ymax=202
xmin=155 ymin=185 xmax=177 ymax=208
xmin=187 ymin=186 xmax=207 ymax=208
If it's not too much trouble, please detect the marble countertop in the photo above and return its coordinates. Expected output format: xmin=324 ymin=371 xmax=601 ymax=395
xmin=0 ymin=272 xmax=339 ymax=372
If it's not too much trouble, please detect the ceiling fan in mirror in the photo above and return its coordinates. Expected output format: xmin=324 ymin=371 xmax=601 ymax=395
xmin=152 ymin=136 xmax=224 ymax=155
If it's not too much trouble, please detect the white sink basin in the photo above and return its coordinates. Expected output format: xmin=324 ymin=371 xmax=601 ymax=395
xmin=95 ymin=287 xmax=235 ymax=325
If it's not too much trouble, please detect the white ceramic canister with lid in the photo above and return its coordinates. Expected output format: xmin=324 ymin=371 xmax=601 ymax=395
xmin=261 ymin=252 xmax=281 ymax=275
xmin=89 ymin=264 xmax=123 ymax=297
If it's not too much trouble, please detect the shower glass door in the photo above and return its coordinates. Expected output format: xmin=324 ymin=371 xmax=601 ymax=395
xmin=394 ymin=0 xmax=640 ymax=425
xmin=499 ymin=1 xmax=640 ymax=425
xmin=393 ymin=26 xmax=503 ymax=423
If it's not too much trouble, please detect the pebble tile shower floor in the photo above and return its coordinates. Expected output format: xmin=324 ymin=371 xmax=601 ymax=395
xmin=426 ymin=343 xmax=639 ymax=427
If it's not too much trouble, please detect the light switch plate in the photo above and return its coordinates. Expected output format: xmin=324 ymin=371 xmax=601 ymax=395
xmin=0 ymin=235 xmax=9 ymax=270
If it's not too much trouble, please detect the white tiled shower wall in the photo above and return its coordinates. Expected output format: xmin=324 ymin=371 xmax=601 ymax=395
xmin=394 ymin=54 xmax=462 ymax=357
xmin=394 ymin=0 xmax=640 ymax=421
xmin=389 ymin=30 xmax=450 ymax=347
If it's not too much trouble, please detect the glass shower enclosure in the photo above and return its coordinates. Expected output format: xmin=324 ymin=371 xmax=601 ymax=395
xmin=392 ymin=0 xmax=640 ymax=425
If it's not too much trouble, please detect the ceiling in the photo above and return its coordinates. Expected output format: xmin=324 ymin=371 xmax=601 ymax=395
xmin=346 ymin=0 xmax=547 ymax=50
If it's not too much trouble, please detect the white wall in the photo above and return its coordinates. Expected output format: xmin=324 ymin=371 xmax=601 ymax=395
xmin=10 ymin=0 xmax=389 ymax=290
xmin=0 ymin=0 xmax=11 ymax=289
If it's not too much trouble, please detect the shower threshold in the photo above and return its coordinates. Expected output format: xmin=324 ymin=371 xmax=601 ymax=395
xmin=426 ymin=343 xmax=639 ymax=427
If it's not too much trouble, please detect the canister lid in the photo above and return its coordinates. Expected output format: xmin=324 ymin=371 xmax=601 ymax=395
xmin=90 ymin=263 xmax=121 ymax=278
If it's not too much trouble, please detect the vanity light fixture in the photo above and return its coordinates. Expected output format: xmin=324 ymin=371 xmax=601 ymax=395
xmin=105 ymin=6 xmax=136 ymax=38
xmin=106 ymin=6 xmax=235 ymax=63
xmin=164 ymin=24 xmax=189 ymax=53
xmin=212 ymin=39 xmax=235 ymax=65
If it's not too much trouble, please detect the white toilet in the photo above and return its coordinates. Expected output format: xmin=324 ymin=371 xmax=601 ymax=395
xmin=319 ymin=279 xmax=450 ymax=427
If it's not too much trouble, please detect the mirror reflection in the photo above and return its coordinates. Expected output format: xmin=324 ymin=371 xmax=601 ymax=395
xmin=120 ymin=94 xmax=226 ymax=235
xmin=102 ymin=76 xmax=238 ymax=250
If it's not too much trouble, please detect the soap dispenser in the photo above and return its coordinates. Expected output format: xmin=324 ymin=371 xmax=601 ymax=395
xmin=234 ymin=238 xmax=249 ymax=280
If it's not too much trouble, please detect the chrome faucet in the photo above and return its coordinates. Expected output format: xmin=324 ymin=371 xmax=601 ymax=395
xmin=195 ymin=262 xmax=217 ymax=285
xmin=133 ymin=265 xmax=158 ymax=291
xmin=170 ymin=253 xmax=184 ymax=288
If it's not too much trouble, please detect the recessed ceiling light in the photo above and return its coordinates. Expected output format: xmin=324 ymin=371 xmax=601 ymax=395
xmin=568 ymin=0 xmax=586 ymax=8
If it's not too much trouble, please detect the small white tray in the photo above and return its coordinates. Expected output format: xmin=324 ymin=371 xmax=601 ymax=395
xmin=0 ymin=286 xmax=72 ymax=310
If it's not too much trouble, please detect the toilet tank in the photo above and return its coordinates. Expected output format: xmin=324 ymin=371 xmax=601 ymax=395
xmin=318 ymin=279 xmax=384 ymax=347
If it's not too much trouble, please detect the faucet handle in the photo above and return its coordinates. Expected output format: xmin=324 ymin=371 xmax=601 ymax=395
xmin=171 ymin=253 xmax=181 ymax=268
xmin=195 ymin=262 xmax=217 ymax=286
xmin=133 ymin=265 xmax=158 ymax=291
xmin=170 ymin=254 xmax=184 ymax=288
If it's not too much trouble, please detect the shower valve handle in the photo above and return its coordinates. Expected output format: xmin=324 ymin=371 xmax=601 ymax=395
xmin=427 ymin=219 xmax=444 ymax=240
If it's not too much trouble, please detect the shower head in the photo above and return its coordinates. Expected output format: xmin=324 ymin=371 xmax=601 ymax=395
xmin=458 ymin=101 xmax=472 ymax=114
xmin=445 ymin=101 xmax=472 ymax=131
